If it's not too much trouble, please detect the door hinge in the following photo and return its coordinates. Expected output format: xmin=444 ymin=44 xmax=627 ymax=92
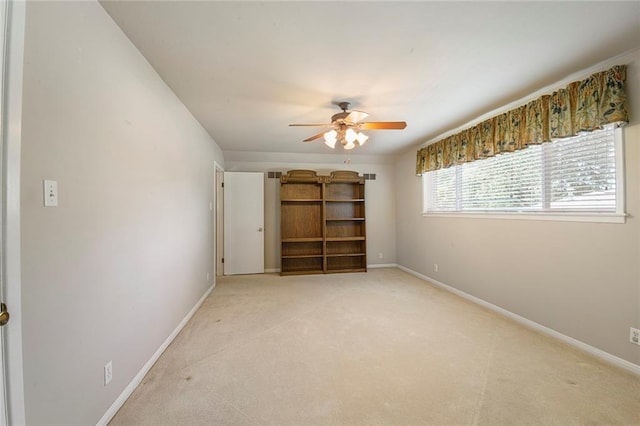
xmin=221 ymin=258 xmax=224 ymax=263
xmin=221 ymin=182 xmax=224 ymax=188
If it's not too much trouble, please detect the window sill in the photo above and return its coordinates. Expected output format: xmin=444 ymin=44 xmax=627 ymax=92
xmin=421 ymin=211 xmax=628 ymax=224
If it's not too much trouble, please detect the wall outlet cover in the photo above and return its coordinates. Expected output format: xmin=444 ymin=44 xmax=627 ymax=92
xmin=630 ymin=327 xmax=640 ymax=346
xmin=104 ymin=361 xmax=113 ymax=385
xmin=43 ymin=179 xmax=58 ymax=207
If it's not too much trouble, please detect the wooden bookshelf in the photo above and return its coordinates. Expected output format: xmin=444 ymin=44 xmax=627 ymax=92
xmin=280 ymin=170 xmax=366 ymax=275
xmin=279 ymin=170 xmax=324 ymax=275
xmin=324 ymin=171 xmax=366 ymax=273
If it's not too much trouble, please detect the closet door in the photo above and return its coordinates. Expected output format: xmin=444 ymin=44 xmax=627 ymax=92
xmin=223 ymin=172 xmax=264 ymax=275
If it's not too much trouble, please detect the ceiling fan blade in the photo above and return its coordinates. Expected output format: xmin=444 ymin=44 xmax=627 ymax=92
xmin=303 ymin=131 xmax=326 ymax=142
xmin=289 ymin=123 xmax=332 ymax=127
xmin=360 ymin=121 xmax=407 ymax=130
xmin=344 ymin=110 xmax=368 ymax=123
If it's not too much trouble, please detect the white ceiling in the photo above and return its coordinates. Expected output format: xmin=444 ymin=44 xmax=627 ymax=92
xmin=100 ymin=1 xmax=640 ymax=156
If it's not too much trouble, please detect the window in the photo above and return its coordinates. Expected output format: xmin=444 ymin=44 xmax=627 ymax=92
xmin=422 ymin=126 xmax=625 ymax=222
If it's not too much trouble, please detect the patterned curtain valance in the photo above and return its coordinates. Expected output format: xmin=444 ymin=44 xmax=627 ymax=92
xmin=416 ymin=65 xmax=628 ymax=175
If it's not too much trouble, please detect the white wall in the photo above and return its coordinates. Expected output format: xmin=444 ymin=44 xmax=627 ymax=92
xmin=20 ymin=2 xmax=224 ymax=424
xmin=225 ymin=152 xmax=397 ymax=271
xmin=395 ymin=53 xmax=640 ymax=367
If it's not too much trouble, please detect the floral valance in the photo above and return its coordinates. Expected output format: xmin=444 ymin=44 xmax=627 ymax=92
xmin=416 ymin=65 xmax=628 ymax=175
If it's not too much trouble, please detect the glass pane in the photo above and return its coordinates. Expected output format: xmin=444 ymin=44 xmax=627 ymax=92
xmin=546 ymin=131 xmax=616 ymax=211
xmin=432 ymin=167 xmax=457 ymax=211
xmin=460 ymin=146 xmax=542 ymax=211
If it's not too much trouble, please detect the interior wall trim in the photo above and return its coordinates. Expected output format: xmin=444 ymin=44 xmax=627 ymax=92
xmin=397 ymin=265 xmax=640 ymax=377
xmin=368 ymin=264 xmax=398 ymax=269
xmin=96 ymin=283 xmax=216 ymax=425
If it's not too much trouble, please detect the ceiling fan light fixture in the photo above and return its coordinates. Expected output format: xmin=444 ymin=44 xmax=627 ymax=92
xmin=356 ymin=132 xmax=369 ymax=145
xmin=344 ymin=139 xmax=356 ymax=150
xmin=345 ymin=128 xmax=358 ymax=144
xmin=323 ymin=130 xmax=337 ymax=148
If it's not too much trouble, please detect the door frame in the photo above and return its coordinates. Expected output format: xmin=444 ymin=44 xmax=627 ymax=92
xmin=214 ymin=162 xmax=224 ymax=279
xmin=1 ymin=1 xmax=25 ymax=424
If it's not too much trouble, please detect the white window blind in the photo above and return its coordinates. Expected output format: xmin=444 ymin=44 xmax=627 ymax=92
xmin=423 ymin=126 xmax=622 ymax=218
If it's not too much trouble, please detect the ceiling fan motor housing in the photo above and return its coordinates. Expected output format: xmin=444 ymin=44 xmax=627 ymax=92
xmin=331 ymin=101 xmax=352 ymax=123
xmin=331 ymin=111 xmax=351 ymax=123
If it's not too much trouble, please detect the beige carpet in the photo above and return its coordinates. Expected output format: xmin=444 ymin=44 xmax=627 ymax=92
xmin=110 ymin=268 xmax=640 ymax=425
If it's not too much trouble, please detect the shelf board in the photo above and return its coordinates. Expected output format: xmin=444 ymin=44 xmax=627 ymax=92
xmin=325 ymin=268 xmax=367 ymax=274
xmin=282 ymin=237 xmax=323 ymax=242
xmin=326 ymin=236 xmax=365 ymax=241
xmin=326 ymin=218 xmax=365 ymax=221
xmin=325 ymin=199 xmax=365 ymax=202
xmin=280 ymin=270 xmax=324 ymax=276
xmin=281 ymin=198 xmax=322 ymax=202
xmin=282 ymin=254 xmax=323 ymax=259
xmin=326 ymin=253 xmax=366 ymax=258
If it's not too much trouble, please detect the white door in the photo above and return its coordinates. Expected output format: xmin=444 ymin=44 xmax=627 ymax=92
xmin=223 ymin=172 xmax=264 ymax=275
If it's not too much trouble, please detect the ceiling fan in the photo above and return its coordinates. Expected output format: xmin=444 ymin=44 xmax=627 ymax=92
xmin=289 ymin=102 xmax=407 ymax=150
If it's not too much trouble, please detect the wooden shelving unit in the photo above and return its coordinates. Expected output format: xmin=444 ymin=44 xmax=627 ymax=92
xmin=280 ymin=170 xmax=324 ymax=275
xmin=323 ymin=171 xmax=367 ymax=273
xmin=280 ymin=170 xmax=366 ymax=275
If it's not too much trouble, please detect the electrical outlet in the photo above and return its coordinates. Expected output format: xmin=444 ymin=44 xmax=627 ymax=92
xmin=104 ymin=361 xmax=113 ymax=385
xmin=378 ymin=253 xmax=383 ymax=259
xmin=433 ymin=263 xmax=439 ymax=273
xmin=630 ymin=327 xmax=640 ymax=346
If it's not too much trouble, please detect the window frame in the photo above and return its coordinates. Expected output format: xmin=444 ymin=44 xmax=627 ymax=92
xmin=421 ymin=127 xmax=627 ymax=224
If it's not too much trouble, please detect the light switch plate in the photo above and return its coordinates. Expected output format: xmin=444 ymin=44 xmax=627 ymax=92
xmin=43 ymin=180 xmax=58 ymax=207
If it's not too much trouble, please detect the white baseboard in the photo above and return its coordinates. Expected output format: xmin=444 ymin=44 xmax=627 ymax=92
xmin=368 ymin=263 xmax=397 ymax=269
xmin=397 ymin=265 xmax=640 ymax=377
xmin=96 ymin=284 xmax=215 ymax=425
